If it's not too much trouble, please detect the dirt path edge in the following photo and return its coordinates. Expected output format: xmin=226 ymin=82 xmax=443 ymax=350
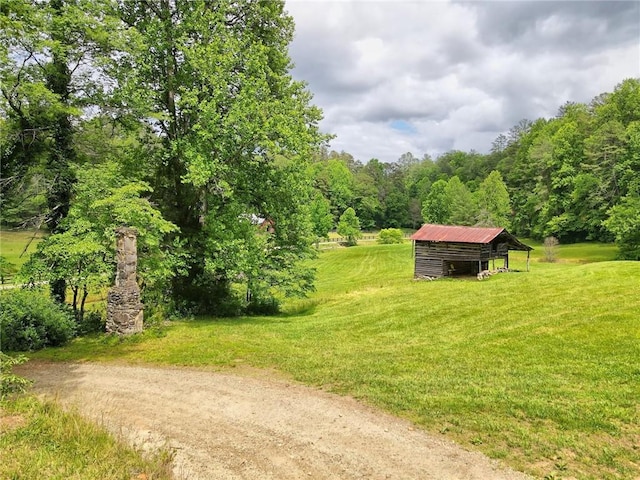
xmin=18 ymin=361 xmax=532 ymax=480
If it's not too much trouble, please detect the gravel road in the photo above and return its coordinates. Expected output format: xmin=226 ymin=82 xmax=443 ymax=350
xmin=19 ymin=361 xmax=532 ymax=480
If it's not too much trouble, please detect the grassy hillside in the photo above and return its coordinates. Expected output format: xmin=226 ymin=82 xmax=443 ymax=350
xmin=0 ymin=229 xmax=45 ymax=268
xmin=31 ymin=242 xmax=639 ymax=479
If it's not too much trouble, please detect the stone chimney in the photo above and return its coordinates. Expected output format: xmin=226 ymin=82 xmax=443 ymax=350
xmin=106 ymin=227 xmax=143 ymax=335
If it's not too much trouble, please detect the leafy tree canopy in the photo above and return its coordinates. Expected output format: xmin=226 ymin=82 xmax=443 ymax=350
xmin=337 ymin=207 xmax=362 ymax=246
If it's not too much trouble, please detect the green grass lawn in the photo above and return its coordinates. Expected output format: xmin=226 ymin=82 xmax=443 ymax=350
xmin=29 ymin=240 xmax=639 ymax=479
xmin=0 ymin=229 xmax=45 ymax=267
xmin=0 ymin=229 xmax=46 ymax=284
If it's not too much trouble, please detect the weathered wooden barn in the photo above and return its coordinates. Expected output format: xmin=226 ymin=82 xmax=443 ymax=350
xmin=410 ymin=224 xmax=532 ymax=278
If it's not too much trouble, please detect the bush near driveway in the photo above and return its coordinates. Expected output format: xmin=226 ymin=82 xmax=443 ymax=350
xmin=0 ymin=290 xmax=75 ymax=351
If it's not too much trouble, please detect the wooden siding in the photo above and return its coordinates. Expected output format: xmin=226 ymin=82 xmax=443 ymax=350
xmin=414 ymin=240 xmax=509 ymax=278
xmin=414 ymin=256 xmax=445 ymax=278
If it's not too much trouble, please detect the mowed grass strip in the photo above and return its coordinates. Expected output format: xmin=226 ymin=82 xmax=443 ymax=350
xmin=0 ymin=396 xmax=173 ymax=480
xmin=33 ymin=243 xmax=639 ymax=479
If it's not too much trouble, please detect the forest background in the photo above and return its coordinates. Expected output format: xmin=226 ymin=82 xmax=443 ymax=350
xmin=1 ymin=0 xmax=639 ymax=318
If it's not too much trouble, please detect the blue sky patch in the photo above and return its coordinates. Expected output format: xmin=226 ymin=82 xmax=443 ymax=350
xmin=389 ymin=120 xmax=417 ymax=135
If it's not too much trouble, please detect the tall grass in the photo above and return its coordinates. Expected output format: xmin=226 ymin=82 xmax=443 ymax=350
xmin=0 ymin=396 xmax=174 ymax=480
xmin=32 ymin=242 xmax=640 ymax=479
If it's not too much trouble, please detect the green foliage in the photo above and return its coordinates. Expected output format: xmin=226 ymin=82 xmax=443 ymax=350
xmin=0 ymin=173 xmax=48 ymax=228
xmin=114 ymin=0 xmax=325 ymax=313
xmin=603 ymin=191 xmax=640 ymax=260
xmin=21 ymin=161 xmax=177 ymax=322
xmin=0 ymin=256 xmax=17 ymax=284
xmin=309 ymin=193 xmax=334 ymax=244
xmin=445 ymin=176 xmax=477 ymax=225
xmin=500 ymin=78 xmax=640 ymax=243
xmin=352 ymin=166 xmax=383 ymax=230
xmin=377 ymin=228 xmax=404 ymax=244
xmin=0 ymin=353 xmax=31 ymax=399
xmin=421 ymin=179 xmax=449 ymax=224
xmin=311 ymin=157 xmax=355 ymax=222
xmin=77 ymin=310 xmax=105 ymax=335
xmin=474 ymin=171 xmax=511 ymax=228
xmin=0 ymin=290 xmax=75 ymax=352
xmin=337 ymin=207 xmax=362 ymax=246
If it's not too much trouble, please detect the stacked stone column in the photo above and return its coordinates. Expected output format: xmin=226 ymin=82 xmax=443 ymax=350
xmin=106 ymin=227 xmax=143 ymax=335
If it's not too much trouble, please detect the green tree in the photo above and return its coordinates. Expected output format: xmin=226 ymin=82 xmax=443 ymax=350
xmin=118 ymin=0 xmax=326 ymax=313
xmin=621 ymin=121 xmax=640 ymax=195
xmin=0 ymin=0 xmax=128 ymax=300
xmin=475 ymin=171 xmax=511 ymax=228
xmin=0 ymin=257 xmax=17 ymax=285
xmin=445 ymin=176 xmax=477 ymax=226
xmin=421 ymin=179 xmax=449 ymax=224
xmin=383 ymin=162 xmax=410 ymax=228
xmin=309 ymin=193 xmax=333 ymax=248
xmin=352 ymin=169 xmax=381 ymax=230
xmin=337 ymin=207 xmax=362 ymax=246
xmin=603 ymin=191 xmax=640 ymax=260
xmin=406 ymin=154 xmax=438 ymax=202
xmin=311 ymin=158 xmax=355 ymax=223
xmin=22 ymin=161 xmax=177 ymax=323
xmin=361 ymin=158 xmax=387 ymax=227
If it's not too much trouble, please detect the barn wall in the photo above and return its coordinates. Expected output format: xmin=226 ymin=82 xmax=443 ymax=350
xmin=413 ymin=241 xmax=507 ymax=278
xmin=415 ymin=241 xmax=482 ymax=277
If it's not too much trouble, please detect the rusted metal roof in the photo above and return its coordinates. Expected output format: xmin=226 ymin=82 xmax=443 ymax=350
xmin=411 ymin=224 xmax=512 ymax=244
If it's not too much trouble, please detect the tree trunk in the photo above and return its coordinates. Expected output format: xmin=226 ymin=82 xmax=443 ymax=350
xmin=79 ymin=286 xmax=89 ymax=324
xmin=46 ymin=0 xmax=77 ymax=303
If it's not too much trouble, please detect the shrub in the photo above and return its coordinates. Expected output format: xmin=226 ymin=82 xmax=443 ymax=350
xmin=0 ymin=256 xmax=18 ymax=285
xmin=0 ymin=290 xmax=76 ymax=351
xmin=77 ymin=309 xmax=105 ymax=335
xmin=0 ymin=353 xmax=31 ymax=399
xmin=377 ymin=228 xmax=404 ymax=244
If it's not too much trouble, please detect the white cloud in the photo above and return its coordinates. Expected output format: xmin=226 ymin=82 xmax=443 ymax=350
xmin=287 ymin=0 xmax=640 ymax=163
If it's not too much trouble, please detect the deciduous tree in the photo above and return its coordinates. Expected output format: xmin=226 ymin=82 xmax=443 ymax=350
xmin=118 ymin=0 xmax=326 ymax=312
xmin=421 ymin=179 xmax=449 ymax=224
xmin=475 ymin=171 xmax=511 ymax=228
xmin=337 ymin=207 xmax=362 ymax=246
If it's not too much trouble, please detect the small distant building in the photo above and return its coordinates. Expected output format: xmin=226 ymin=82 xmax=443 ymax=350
xmin=410 ymin=224 xmax=532 ymax=278
xmin=245 ymin=214 xmax=276 ymax=233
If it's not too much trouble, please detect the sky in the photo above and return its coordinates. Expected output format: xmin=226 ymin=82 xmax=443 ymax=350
xmin=285 ymin=0 xmax=640 ymax=163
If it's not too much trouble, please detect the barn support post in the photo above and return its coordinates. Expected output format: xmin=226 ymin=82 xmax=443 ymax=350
xmin=526 ymin=250 xmax=530 ymax=272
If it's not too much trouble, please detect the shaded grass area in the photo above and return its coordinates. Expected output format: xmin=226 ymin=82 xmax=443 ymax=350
xmin=0 ymin=396 xmax=173 ymax=480
xmin=31 ymin=242 xmax=640 ymax=479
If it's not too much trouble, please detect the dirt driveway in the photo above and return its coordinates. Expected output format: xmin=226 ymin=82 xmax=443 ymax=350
xmin=19 ymin=361 xmax=531 ymax=480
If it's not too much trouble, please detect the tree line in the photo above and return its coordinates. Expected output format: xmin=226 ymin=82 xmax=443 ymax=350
xmin=1 ymin=1 xmax=638 ymax=318
xmin=306 ymin=78 xmax=640 ymax=260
